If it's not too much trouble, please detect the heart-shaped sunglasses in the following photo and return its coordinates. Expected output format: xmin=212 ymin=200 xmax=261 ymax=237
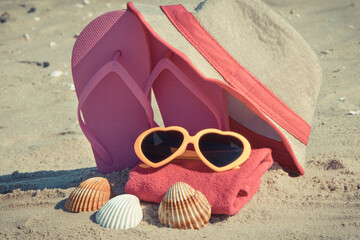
xmin=134 ymin=126 xmax=251 ymax=172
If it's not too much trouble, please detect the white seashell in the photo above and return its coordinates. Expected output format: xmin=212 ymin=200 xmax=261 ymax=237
xmin=349 ymin=110 xmax=360 ymax=115
xmin=48 ymin=70 xmax=63 ymax=77
xmin=158 ymin=182 xmax=211 ymax=229
xmin=96 ymin=194 xmax=143 ymax=230
xmin=49 ymin=41 xmax=56 ymax=48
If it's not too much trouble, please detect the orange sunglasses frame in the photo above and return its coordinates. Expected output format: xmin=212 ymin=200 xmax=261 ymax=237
xmin=134 ymin=126 xmax=251 ymax=172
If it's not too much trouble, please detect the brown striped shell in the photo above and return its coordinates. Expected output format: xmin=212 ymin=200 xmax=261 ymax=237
xmin=65 ymin=177 xmax=113 ymax=212
xmin=158 ymin=182 xmax=211 ymax=229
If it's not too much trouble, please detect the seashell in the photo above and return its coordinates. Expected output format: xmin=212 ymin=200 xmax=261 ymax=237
xmin=48 ymin=70 xmax=63 ymax=77
xmin=158 ymin=182 xmax=211 ymax=229
xmin=65 ymin=177 xmax=113 ymax=212
xmin=95 ymin=194 xmax=143 ymax=230
xmin=49 ymin=41 xmax=56 ymax=48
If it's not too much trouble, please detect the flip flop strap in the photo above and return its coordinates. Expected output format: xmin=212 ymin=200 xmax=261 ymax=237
xmin=145 ymin=57 xmax=222 ymax=128
xmin=78 ymin=59 xmax=155 ymax=165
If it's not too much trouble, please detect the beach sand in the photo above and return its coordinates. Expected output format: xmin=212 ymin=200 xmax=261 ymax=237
xmin=0 ymin=0 xmax=359 ymax=239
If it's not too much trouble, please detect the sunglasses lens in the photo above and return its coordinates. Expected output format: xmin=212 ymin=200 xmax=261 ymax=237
xmin=141 ymin=131 xmax=184 ymax=163
xmin=199 ymin=133 xmax=244 ymax=167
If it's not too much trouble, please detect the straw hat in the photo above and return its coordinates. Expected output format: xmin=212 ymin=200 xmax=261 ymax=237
xmin=128 ymin=0 xmax=322 ymax=175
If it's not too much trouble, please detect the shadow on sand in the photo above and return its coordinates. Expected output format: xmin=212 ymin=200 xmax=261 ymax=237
xmin=0 ymin=167 xmax=130 ymax=195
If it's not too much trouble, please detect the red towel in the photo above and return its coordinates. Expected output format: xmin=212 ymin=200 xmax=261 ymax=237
xmin=125 ymin=148 xmax=273 ymax=215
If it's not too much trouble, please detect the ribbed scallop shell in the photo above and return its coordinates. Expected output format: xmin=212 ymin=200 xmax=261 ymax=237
xmin=158 ymin=182 xmax=211 ymax=229
xmin=95 ymin=194 xmax=143 ymax=230
xmin=65 ymin=177 xmax=113 ymax=212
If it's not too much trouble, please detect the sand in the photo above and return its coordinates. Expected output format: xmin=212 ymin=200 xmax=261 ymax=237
xmin=0 ymin=0 xmax=359 ymax=239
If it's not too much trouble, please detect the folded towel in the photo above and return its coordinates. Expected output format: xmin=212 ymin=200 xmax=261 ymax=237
xmin=125 ymin=148 xmax=273 ymax=215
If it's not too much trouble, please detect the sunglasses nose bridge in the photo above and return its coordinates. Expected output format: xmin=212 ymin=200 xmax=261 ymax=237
xmin=187 ymin=135 xmax=197 ymax=144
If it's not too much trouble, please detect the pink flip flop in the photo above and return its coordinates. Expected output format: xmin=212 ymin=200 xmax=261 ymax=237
xmin=144 ymin=51 xmax=229 ymax=135
xmin=124 ymin=4 xmax=229 ymax=136
xmin=72 ymin=10 xmax=156 ymax=173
